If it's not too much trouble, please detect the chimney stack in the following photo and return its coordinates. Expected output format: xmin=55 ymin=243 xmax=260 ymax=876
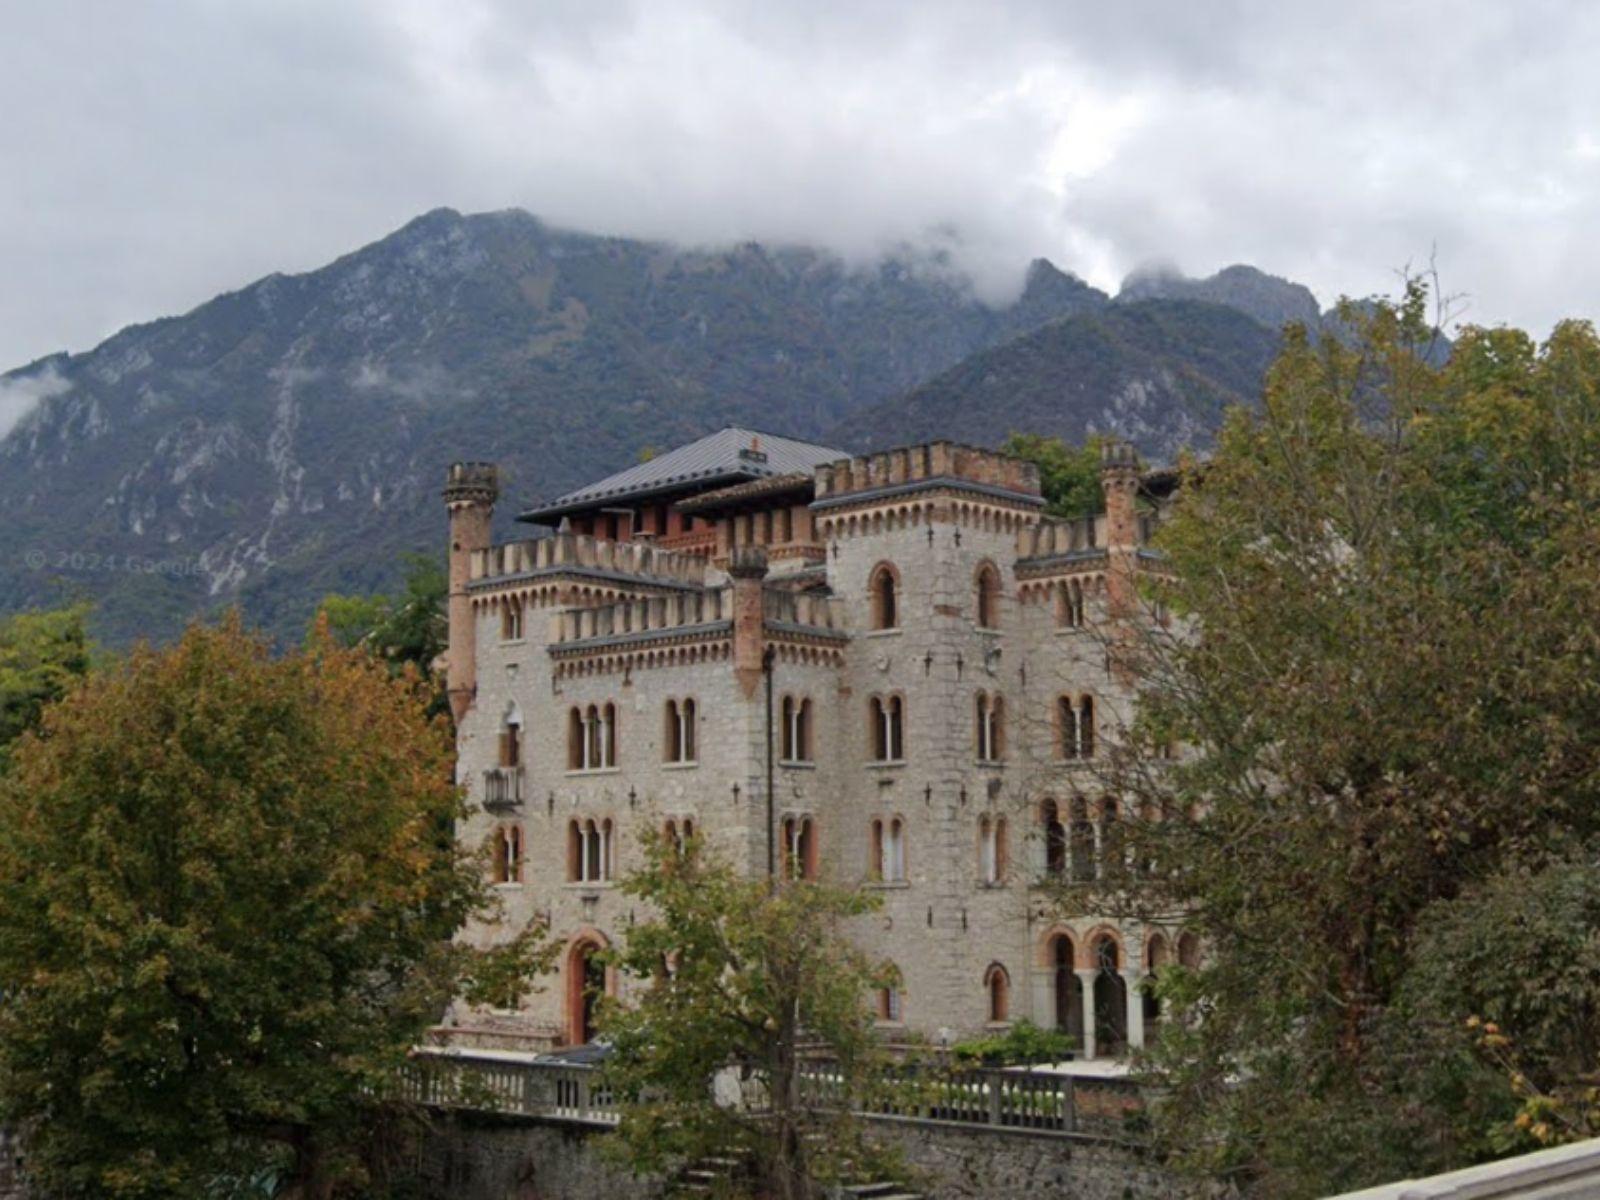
xmin=728 ymin=545 xmax=769 ymax=698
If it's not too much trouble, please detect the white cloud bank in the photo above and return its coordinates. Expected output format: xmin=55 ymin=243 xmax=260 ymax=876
xmin=1 ymin=0 xmax=1598 ymax=368
xmin=0 ymin=366 xmax=71 ymax=440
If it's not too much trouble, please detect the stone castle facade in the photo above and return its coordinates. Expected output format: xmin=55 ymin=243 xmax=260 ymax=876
xmin=441 ymin=428 xmax=1197 ymax=1058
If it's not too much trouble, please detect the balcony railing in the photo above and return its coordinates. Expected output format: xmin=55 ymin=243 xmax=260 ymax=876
xmin=397 ymin=1049 xmax=1142 ymax=1138
xmin=397 ymin=1050 xmax=618 ymax=1126
xmin=482 ymin=767 xmax=524 ymax=810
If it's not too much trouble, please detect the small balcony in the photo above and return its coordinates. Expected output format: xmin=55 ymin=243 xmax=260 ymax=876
xmin=483 ymin=767 xmax=525 ymax=812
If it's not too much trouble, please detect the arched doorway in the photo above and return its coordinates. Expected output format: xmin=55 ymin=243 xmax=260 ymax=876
xmin=1092 ymin=935 xmax=1127 ymax=1057
xmin=565 ymin=936 xmax=610 ymax=1046
xmin=1050 ymin=934 xmax=1083 ymax=1046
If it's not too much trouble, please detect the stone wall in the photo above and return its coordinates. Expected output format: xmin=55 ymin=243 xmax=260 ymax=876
xmin=409 ymin=1113 xmax=1212 ymax=1200
xmin=413 ymin=1115 xmax=663 ymax=1200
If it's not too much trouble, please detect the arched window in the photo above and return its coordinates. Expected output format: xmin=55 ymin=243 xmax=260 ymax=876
xmin=1100 ymin=799 xmax=1121 ymax=876
xmin=568 ymin=708 xmax=584 ymax=771
xmin=975 ymin=693 xmax=993 ymax=762
xmin=979 ymin=814 xmax=1008 ymax=884
xmin=500 ymin=712 xmax=523 ymax=769
xmin=1060 ymin=694 xmax=1096 ymax=760
xmin=568 ymin=819 xmax=613 ymax=883
xmin=1056 ymin=579 xmax=1086 ymax=629
xmin=1144 ymin=933 xmax=1170 ymax=1031
xmin=501 ymin=599 xmax=524 ymax=641
xmin=1178 ymin=932 xmax=1201 ymax=969
xmin=975 ymin=693 xmax=1005 ymax=762
xmin=985 ymin=964 xmax=1011 ymax=1023
xmin=1069 ymin=798 xmax=1095 ymax=881
xmin=782 ymin=815 xmax=817 ymax=881
xmin=782 ymin=695 xmax=813 ymax=762
xmin=870 ymin=816 xmax=905 ymax=883
xmin=877 ymin=970 xmax=904 ymax=1023
xmin=492 ymin=824 xmax=522 ymax=884
xmin=603 ymin=703 xmax=618 ymax=768
xmin=870 ymin=696 xmax=904 ymax=763
xmin=975 ymin=562 xmax=1001 ymax=630
xmin=1042 ymin=800 xmax=1066 ymax=876
xmin=665 ymin=698 xmax=696 ymax=763
xmin=870 ymin=563 xmax=899 ymax=630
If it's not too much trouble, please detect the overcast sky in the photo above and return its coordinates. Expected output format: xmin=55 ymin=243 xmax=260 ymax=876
xmin=2 ymin=0 xmax=1597 ymax=374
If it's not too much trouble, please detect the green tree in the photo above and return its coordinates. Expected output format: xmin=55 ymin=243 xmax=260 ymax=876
xmin=1086 ymin=286 xmax=1600 ymax=1196
xmin=0 ymin=602 xmax=92 ymax=766
xmin=1000 ymin=432 xmax=1105 ymax=518
xmin=311 ymin=554 xmax=448 ymax=718
xmin=601 ymin=833 xmax=896 ymax=1200
xmin=0 ymin=615 xmax=549 ymax=1198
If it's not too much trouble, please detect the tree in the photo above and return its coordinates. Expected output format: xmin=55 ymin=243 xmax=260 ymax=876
xmin=0 ymin=602 xmax=92 ymax=767
xmin=600 ymin=833 xmax=896 ymax=1200
xmin=311 ymin=554 xmax=448 ymax=718
xmin=1084 ymin=286 xmax=1600 ymax=1195
xmin=1000 ymin=432 xmax=1105 ymax=518
xmin=0 ymin=615 xmax=549 ymax=1198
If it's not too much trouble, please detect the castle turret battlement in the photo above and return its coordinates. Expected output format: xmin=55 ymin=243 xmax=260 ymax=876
xmin=471 ymin=532 xmax=708 ymax=589
xmin=811 ymin=441 xmax=1041 ymax=504
xmin=551 ymin=587 xmax=731 ymax=646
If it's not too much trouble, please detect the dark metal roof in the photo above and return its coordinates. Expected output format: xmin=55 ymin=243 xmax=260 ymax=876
xmin=519 ymin=427 xmax=844 ymax=524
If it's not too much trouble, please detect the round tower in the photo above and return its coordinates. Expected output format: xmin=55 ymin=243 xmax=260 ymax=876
xmin=443 ymin=462 xmax=499 ymax=724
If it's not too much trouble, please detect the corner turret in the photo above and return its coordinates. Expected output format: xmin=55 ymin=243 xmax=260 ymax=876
xmin=444 ymin=462 xmax=499 ymax=723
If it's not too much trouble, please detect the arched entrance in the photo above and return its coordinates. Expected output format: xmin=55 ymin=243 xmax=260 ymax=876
xmin=1092 ymin=935 xmax=1127 ymax=1057
xmin=565 ymin=935 xmax=610 ymax=1046
xmin=1050 ymin=934 xmax=1083 ymax=1046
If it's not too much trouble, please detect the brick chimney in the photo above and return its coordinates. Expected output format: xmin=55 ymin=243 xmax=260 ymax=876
xmin=443 ymin=462 xmax=498 ymax=724
xmin=728 ymin=545 xmax=769 ymax=698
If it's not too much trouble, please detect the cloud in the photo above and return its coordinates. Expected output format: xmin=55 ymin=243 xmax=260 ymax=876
xmin=2 ymin=0 xmax=1599 ymax=368
xmin=0 ymin=366 xmax=72 ymax=440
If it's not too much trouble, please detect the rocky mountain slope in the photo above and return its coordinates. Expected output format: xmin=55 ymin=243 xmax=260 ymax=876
xmin=827 ymin=299 xmax=1283 ymax=460
xmin=0 ymin=209 xmax=1115 ymax=644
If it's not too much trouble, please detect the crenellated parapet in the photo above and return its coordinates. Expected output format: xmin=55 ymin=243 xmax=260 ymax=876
xmin=548 ymin=587 xmax=734 ymax=680
xmin=473 ymin=533 xmax=706 ymax=588
xmin=810 ymin=441 xmax=1044 ymax=540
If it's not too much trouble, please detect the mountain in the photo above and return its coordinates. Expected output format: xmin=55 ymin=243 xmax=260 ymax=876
xmin=828 ymin=300 xmax=1283 ymax=461
xmin=1117 ymin=263 xmax=1322 ymax=331
xmin=0 ymin=208 xmax=1110 ymax=645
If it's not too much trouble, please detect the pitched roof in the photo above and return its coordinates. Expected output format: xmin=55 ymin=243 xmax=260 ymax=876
xmin=518 ymin=427 xmax=845 ymax=524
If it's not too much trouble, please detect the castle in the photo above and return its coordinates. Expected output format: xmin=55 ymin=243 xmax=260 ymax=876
xmin=441 ymin=428 xmax=1196 ymax=1058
